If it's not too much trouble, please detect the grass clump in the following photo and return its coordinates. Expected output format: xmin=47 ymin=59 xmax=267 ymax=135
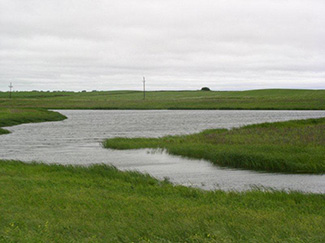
xmin=104 ymin=118 xmax=325 ymax=174
xmin=0 ymin=160 xmax=324 ymax=242
xmin=0 ymin=128 xmax=10 ymax=135
xmin=0 ymin=108 xmax=66 ymax=134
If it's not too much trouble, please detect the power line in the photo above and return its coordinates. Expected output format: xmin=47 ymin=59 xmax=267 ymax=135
xmin=9 ymin=82 xmax=13 ymax=98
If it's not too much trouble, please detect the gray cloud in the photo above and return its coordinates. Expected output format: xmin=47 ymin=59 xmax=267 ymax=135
xmin=0 ymin=0 xmax=324 ymax=91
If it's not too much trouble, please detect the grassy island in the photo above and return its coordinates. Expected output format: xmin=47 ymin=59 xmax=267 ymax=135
xmin=104 ymin=118 xmax=325 ymax=174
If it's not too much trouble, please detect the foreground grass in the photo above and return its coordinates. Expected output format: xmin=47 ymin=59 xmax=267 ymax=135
xmin=0 ymin=161 xmax=324 ymax=242
xmin=1 ymin=89 xmax=325 ymax=110
xmin=0 ymin=108 xmax=66 ymax=134
xmin=104 ymin=118 xmax=325 ymax=174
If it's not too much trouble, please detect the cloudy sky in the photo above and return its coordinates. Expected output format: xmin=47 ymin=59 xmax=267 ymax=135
xmin=0 ymin=0 xmax=324 ymax=91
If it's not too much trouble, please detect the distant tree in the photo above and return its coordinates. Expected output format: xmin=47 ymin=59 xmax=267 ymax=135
xmin=201 ymin=87 xmax=211 ymax=91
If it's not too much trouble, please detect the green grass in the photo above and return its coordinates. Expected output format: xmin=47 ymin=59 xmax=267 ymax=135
xmin=1 ymin=92 xmax=324 ymax=241
xmin=0 ymin=108 xmax=67 ymax=134
xmin=0 ymin=128 xmax=10 ymax=135
xmin=104 ymin=118 xmax=325 ymax=174
xmin=0 ymin=160 xmax=324 ymax=242
xmin=1 ymin=89 xmax=324 ymax=110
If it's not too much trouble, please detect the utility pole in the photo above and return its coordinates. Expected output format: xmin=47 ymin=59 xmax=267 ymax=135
xmin=9 ymin=82 xmax=13 ymax=98
xmin=143 ymin=76 xmax=146 ymax=100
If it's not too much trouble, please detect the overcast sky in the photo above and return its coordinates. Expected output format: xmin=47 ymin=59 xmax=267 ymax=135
xmin=0 ymin=0 xmax=324 ymax=91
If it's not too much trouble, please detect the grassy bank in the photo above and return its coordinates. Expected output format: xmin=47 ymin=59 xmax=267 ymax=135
xmin=1 ymin=89 xmax=324 ymax=110
xmin=0 ymin=108 xmax=66 ymax=134
xmin=0 ymin=161 xmax=324 ymax=242
xmin=104 ymin=118 xmax=325 ymax=174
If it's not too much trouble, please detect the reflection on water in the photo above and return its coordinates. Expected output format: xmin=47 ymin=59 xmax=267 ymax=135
xmin=0 ymin=110 xmax=325 ymax=193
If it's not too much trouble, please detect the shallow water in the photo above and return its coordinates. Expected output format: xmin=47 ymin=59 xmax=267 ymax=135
xmin=1 ymin=110 xmax=325 ymax=193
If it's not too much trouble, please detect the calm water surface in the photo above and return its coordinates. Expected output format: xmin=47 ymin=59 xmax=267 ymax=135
xmin=1 ymin=110 xmax=325 ymax=193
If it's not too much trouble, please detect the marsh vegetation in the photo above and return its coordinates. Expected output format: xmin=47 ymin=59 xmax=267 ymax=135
xmin=104 ymin=118 xmax=325 ymax=174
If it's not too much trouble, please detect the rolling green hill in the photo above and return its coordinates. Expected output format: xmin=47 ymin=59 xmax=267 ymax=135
xmin=1 ymin=89 xmax=324 ymax=110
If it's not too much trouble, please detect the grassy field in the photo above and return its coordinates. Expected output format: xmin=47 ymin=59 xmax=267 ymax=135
xmin=0 ymin=108 xmax=66 ymax=134
xmin=104 ymin=118 xmax=325 ymax=174
xmin=0 ymin=161 xmax=324 ymax=242
xmin=1 ymin=91 xmax=324 ymax=241
xmin=1 ymin=89 xmax=324 ymax=110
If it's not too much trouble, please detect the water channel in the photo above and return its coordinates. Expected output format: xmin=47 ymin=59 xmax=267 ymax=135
xmin=1 ymin=110 xmax=324 ymax=193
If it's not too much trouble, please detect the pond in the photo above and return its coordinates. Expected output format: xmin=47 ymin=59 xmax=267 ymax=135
xmin=1 ymin=110 xmax=325 ymax=193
